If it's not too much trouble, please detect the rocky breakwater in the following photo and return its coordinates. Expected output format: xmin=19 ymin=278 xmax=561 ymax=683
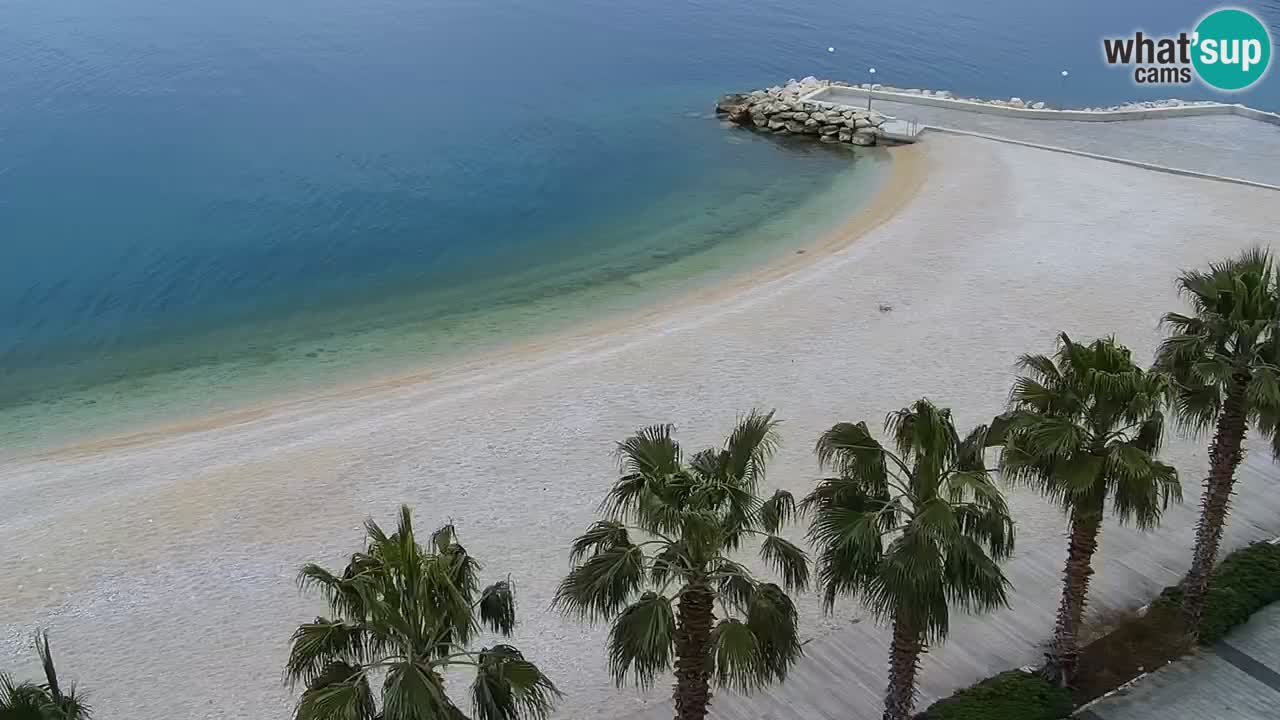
xmin=716 ymin=77 xmax=887 ymax=146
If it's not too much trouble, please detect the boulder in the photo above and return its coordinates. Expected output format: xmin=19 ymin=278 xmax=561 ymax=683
xmin=850 ymin=129 xmax=876 ymax=146
xmin=819 ymin=135 xmax=840 ymax=143
xmin=715 ymin=93 xmax=754 ymax=120
xmin=772 ymin=127 xmax=790 ymax=134
xmin=820 ymin=124 xmax=841 ymax=135
xmin=792 ymin=112 xmax=809 ymax=122
xmin=1031 ymin=101 xmax=1046 ymax=110
xmin=751 ymin=114 xmax=769 ymax=128
xmin=936 ymin=90 xmax=953 ymax=99
xmin=1009 ymin=97 xmax=1026 ymax=108
xmin=768 ymin=118 xmax=787 ymax=130
xmin=804 ymin=118 xmax=819 ymax=128
xmin=838 ymin=129 xmax=853 ymax=143
xmin=785 ymin=120 xmax=806 ymax=133
xmin=773 ymin=111 xmax=794 ymax=120
xmin=810 ymin=112 xmax=827 ymax=123
xmin=843 ymin=118 xmax=858 ymax=129
xmin=855 ymin=118 xmax=872 ymax=128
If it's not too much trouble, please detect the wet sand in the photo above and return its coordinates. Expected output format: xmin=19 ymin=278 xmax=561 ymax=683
xmin=4 ymin=135 xmax=1280 ymax=719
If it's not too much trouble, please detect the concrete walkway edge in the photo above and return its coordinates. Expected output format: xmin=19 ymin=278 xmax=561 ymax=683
xmin=919 ymin=126 xmax=1280 ymax=192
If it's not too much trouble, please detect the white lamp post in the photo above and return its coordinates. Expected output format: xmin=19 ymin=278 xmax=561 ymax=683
xmin=867 ymin=67 xmax=877 ymax=111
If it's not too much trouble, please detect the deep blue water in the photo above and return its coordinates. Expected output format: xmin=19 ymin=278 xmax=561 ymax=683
xmin=1 ymin=0 xmax=1278 ymax=427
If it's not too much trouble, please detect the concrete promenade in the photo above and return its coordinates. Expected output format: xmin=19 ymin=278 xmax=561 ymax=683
xmin=815 ymin=87 xmax=1280 ymax=187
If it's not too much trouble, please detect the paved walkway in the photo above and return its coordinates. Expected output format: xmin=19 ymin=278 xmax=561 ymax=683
xmin=1080 ymin=601 xmax=1280 ymax=720
xmin=623 ymin=452 xmax=1280 ymax=720
xmin=818 ymin=90 xmax=1280 ymax=187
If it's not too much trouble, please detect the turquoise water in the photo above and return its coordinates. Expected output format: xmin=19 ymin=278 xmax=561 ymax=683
xmin=2 ymin=0 xmax=1277 ymax=449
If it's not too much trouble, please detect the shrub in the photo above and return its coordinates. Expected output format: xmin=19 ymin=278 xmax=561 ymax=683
xmin=1199 ymin=541 xmax=1280 ymax=642
xmin=1154 ymin=541 xmax=1280 ymax=643
xmin=916 ymin=671 xmax=1073 ymax=720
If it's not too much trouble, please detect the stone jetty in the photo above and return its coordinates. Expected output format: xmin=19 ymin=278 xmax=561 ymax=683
xmin=716 ymin=76 xmax=887 ymax=146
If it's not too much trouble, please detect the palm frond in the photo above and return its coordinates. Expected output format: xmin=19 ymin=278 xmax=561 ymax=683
xmin=34 ymin=631 xmax=60 ymax=702
xmin=710 ymin=619 xmax=763 ymax=692
xmin=382 ymin=660 xmax=457 ymax=720
xmin=552 ymin=543 xmax=644 ymax=622
xmin=478 ymin=581 xmax=517 ymax=636
xmin=615 ymin=424 xmax=681 ymax=478
xmin=567 ymin=521 xmax=631 ymax=564
xmin=471 ymin=645 xmax=560 ymax=720
xmin=294 ymin=661 xmax=375 ymax=720
xmin=1106 ymin=444 xmax=1181 ymax=529
xmin=649 ymin=540 xmax=691 ymax=588
xmin=758 ymin=535 xmax=810 ymax=593
xmin=723 ymin=409 xmax=781 ymax=490
xmin=0 ymin=674 xmax=50 ymax=720
xmin=605 ymin=592 xmax=676 ymax=689
xmin=941 ymin=536 xmax=1011 ymax=622
xmin=48 ymin=682 xmax=92 ymax=720
xmin=814 ymin=422 xmax=889 ymax=495
xmin=759 ymin=489 xmax=797 ymax=534
xmin=285 ymin=620 xmax=376 ymax=689
xmin=745 ymin=583 xmax=802 ymax=683
xmin=710 ymin=559 xmax=757 ymax=615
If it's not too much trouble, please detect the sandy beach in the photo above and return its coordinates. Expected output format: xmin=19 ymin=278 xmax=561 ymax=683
xmin=4 ymin=133 xmax=1280 ymax=719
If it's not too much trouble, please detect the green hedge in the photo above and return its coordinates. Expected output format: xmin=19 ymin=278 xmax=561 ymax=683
xmin=915 ymin=671 xmax=1072 ymax=720
xmin=1156 ymin=540 xmax=1280 ymax=643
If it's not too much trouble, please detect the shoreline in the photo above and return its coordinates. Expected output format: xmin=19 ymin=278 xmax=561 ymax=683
xmin=26 ymin=144 xmax=928 ymax=462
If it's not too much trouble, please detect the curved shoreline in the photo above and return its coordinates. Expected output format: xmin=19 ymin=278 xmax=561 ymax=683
xmin=29 ymin=145 xmax=928 ymax=461
xmin=6 ymin=135 xmax=1280 ymax=720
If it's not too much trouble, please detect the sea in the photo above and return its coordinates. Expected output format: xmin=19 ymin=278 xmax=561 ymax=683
xmin=2 ymin=0 xmax=1278 ymax=451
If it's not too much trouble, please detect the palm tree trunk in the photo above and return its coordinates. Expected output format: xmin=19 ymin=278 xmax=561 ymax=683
xmin=1047 ymin=495 xmax=1104 ymax=686
xmin=1182 ymin=374 xmax=1250 ymax=635
xmin=672 ymin=584 xmax=715 ymax=720
xmin=883 ymin=611 xmax=923 ymax=720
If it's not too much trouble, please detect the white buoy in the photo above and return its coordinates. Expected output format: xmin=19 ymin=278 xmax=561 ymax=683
xmin=828 ymin=47 xmax=835 ymax=53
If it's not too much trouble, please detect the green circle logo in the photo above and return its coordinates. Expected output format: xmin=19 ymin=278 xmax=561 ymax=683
xmin=1192 ymin=8 xmax=1272 ymax=91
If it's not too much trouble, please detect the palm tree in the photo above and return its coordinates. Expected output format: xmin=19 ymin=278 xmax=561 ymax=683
xmin=1155 ymin=247 xmax=1280 ymax=633
xmin=0 ymin=631 xmax=92 ymax=720
xmin=554 ymin=410 xmax=808 ymax=720
xmin=804 ymin=399 xmax=1015 ymax=720
xmin=284 ymin=505 xmax=560 ymax=720
xmin=995 ymin=334 xmax=1180 ymax=685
